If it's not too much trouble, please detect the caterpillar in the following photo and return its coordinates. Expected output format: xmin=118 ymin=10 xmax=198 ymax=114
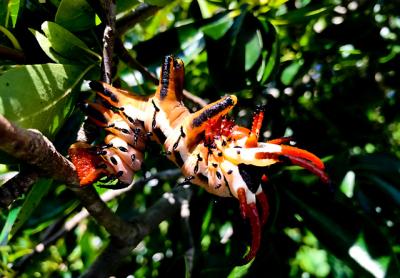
xmin=68 ymin=55 xmax=329 ymax=262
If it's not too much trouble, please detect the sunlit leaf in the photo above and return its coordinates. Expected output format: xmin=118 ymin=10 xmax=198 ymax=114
xmin=41 ymin=21 xmax=101 ymax=63
xmin=0 ymin=171 xmax=18 ymax=187
xmin=29 ymin=28 xmax=71 ymax=64
xmin=0 ymin=63 xmax=93 ymax=137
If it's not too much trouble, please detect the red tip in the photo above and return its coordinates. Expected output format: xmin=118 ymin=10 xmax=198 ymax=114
xmin=286 ymin=155 xmax=330 ymax=184
xmin=243 ymin=202 xmax=261 ymax=262
xmin=281 ymin=145 xmax=325 ymax=170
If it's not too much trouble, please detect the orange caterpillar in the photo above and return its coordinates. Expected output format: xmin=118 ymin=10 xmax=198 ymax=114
xmin=69 ymin=55 xmax=329 ymax=262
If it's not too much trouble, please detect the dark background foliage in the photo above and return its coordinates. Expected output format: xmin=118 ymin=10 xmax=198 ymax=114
xmin=1 ymin=0 xmax=399 ymax=277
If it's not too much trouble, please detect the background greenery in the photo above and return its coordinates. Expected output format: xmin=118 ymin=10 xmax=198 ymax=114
xmin=1 ymin=0 xmax=399 ymax=277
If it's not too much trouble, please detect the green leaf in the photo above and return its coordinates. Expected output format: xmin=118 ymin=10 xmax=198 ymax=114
xmin=10 ymin=179 xmax=53 ymax=238
xmin=271 ymin=4 xmax=331 ymax=25
xmin=29 ymin=28 xmax=71 ymax=64
xmin=0 ymin=1 xmax=8 ymax=26
xmin=143 ymin=0 xmax=170 ymax=7
xmin=205 ymin=11 xmax=278 ymax=91
xmin=0 ymin=205 xmax=21 ymax=245
xmin=0 ymin=63 xmax=93 ymax=137
xmin=201 ymin=14 xmax=234 ymax=40
xmin=116 ymin=0 xmax=139 ymax=14
xmin=281 ymin=60 xmax=303 ymax=85
xmin=41 ymin=21 xmax=101 ymax=63
xmin=55 ymin=0 xmax=96 ymax=31
xmin=8 ymin=0 xmax=21 ymax=28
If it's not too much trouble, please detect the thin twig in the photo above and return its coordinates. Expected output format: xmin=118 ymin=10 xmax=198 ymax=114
xmin=0 ymin=45 xmax=25 ymax=63
xmin=101 ymin=0 xmax=116 ymax=84
xmin=13 ymin=169 xmax=181 ymax=272
xmin=82 ymin=185 xmax=192 ymax=278
xmin=115 ymin=38 xmax=159 ymax=85
xmin=183 ymin=89 xmax=208 ymax=108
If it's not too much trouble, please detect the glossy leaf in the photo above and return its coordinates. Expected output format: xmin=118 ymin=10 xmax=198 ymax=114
xmin=41 ymin=21 xmax=101 ymax=63
xmin=0 ymin=63 xmax=92 ymax=137
xmin=0 ymin=205 xmax=21 ymax=245
xmin=55 ymin=0 xmax=96 ymax=31
xmin=205 ymin=11 xmax=278 ymax=91
xmin=29 ymin=28 xmax=71 ymax=64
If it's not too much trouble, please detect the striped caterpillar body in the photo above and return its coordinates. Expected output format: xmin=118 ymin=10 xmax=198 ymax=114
xmin=68 ymin=55 xmax=329 ymax=262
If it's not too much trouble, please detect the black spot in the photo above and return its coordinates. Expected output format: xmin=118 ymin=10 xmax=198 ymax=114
xmin=216 ymin=171 xmax=222 ymax=180
xmin=197 ymin=154 xmax=203 ymax=161
xmin=133 ymin=128 xmax=141 ymax=135
xmin=97 ymin=150 xmax=107 ymax=155
xmin=151 ymin=100 xmax=160 ymax=112
xmin=238 ymin=164 xmax=264 ymax=194
xmin=218 ymin=152 xmax=223 ymax=157
xmin=192 ymin=96 xmax=235 ymax=128
xmin=194 ymin=164 xmax=199 ymax=174
xmin=160 ymin=56 xmax=171 ymax=99
xmin=131 ymin=154 xmax=136 ymax=161
xmin=96 ymin=164 xmax=108 ymax=169
xmin=198 ymin=173 xmax=208 ymax=183
xmin=215 ymin=184 xmax=222 ymax=189
xmin=153 ymin=128 xmax=166 ymax=144
xmin=212 ymin=163 xmax=218 ymax=168
xmin=236 ymin=150 xmax=241 ymax=155
xmin=110 ymin=156 xmax=118 ymax=165
xmin=118 ymin=146 xmax=128 ymax=152
xmin=227 ymin=170 xmax=233 ymax=175
xmin=116 ymin=171 xmax=124 ymax=177
xmin=125 ymin=114 xmax=134 ymax=123
xmin=174 ymin=151 xmax=184 ymax=167
xmin=121 ymin=128 xmax=130 ymax=134
xmin=180 ymin=126 xmax=186 ymax=138
xmin=222 ymin=140 xmax=227 ymax=146
xmin=173 ymin=136 xmax=181 ymax=150
xmin=89 ymin=80 xmax=104 ymax=92
xmin=82 ymin=103 xmax=107 ymax=124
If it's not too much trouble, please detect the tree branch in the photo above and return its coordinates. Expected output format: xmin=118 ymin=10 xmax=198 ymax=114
xmin=101 ymin=0 xmax=116 ymax=84
xmin=0 ymin=45 xmax=25 ymax=63
xmin=116 ymin=4 xmax=160 ymax=36
xmin=0 ymin=115 xmax=79 ymax=186
xmin=0 ymin=115 xmax=134 ymax=241
xmin=13 ymin=169 xmax=181 ymax=273
xmin=82 ymin=185 xmax=192 ymax=278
